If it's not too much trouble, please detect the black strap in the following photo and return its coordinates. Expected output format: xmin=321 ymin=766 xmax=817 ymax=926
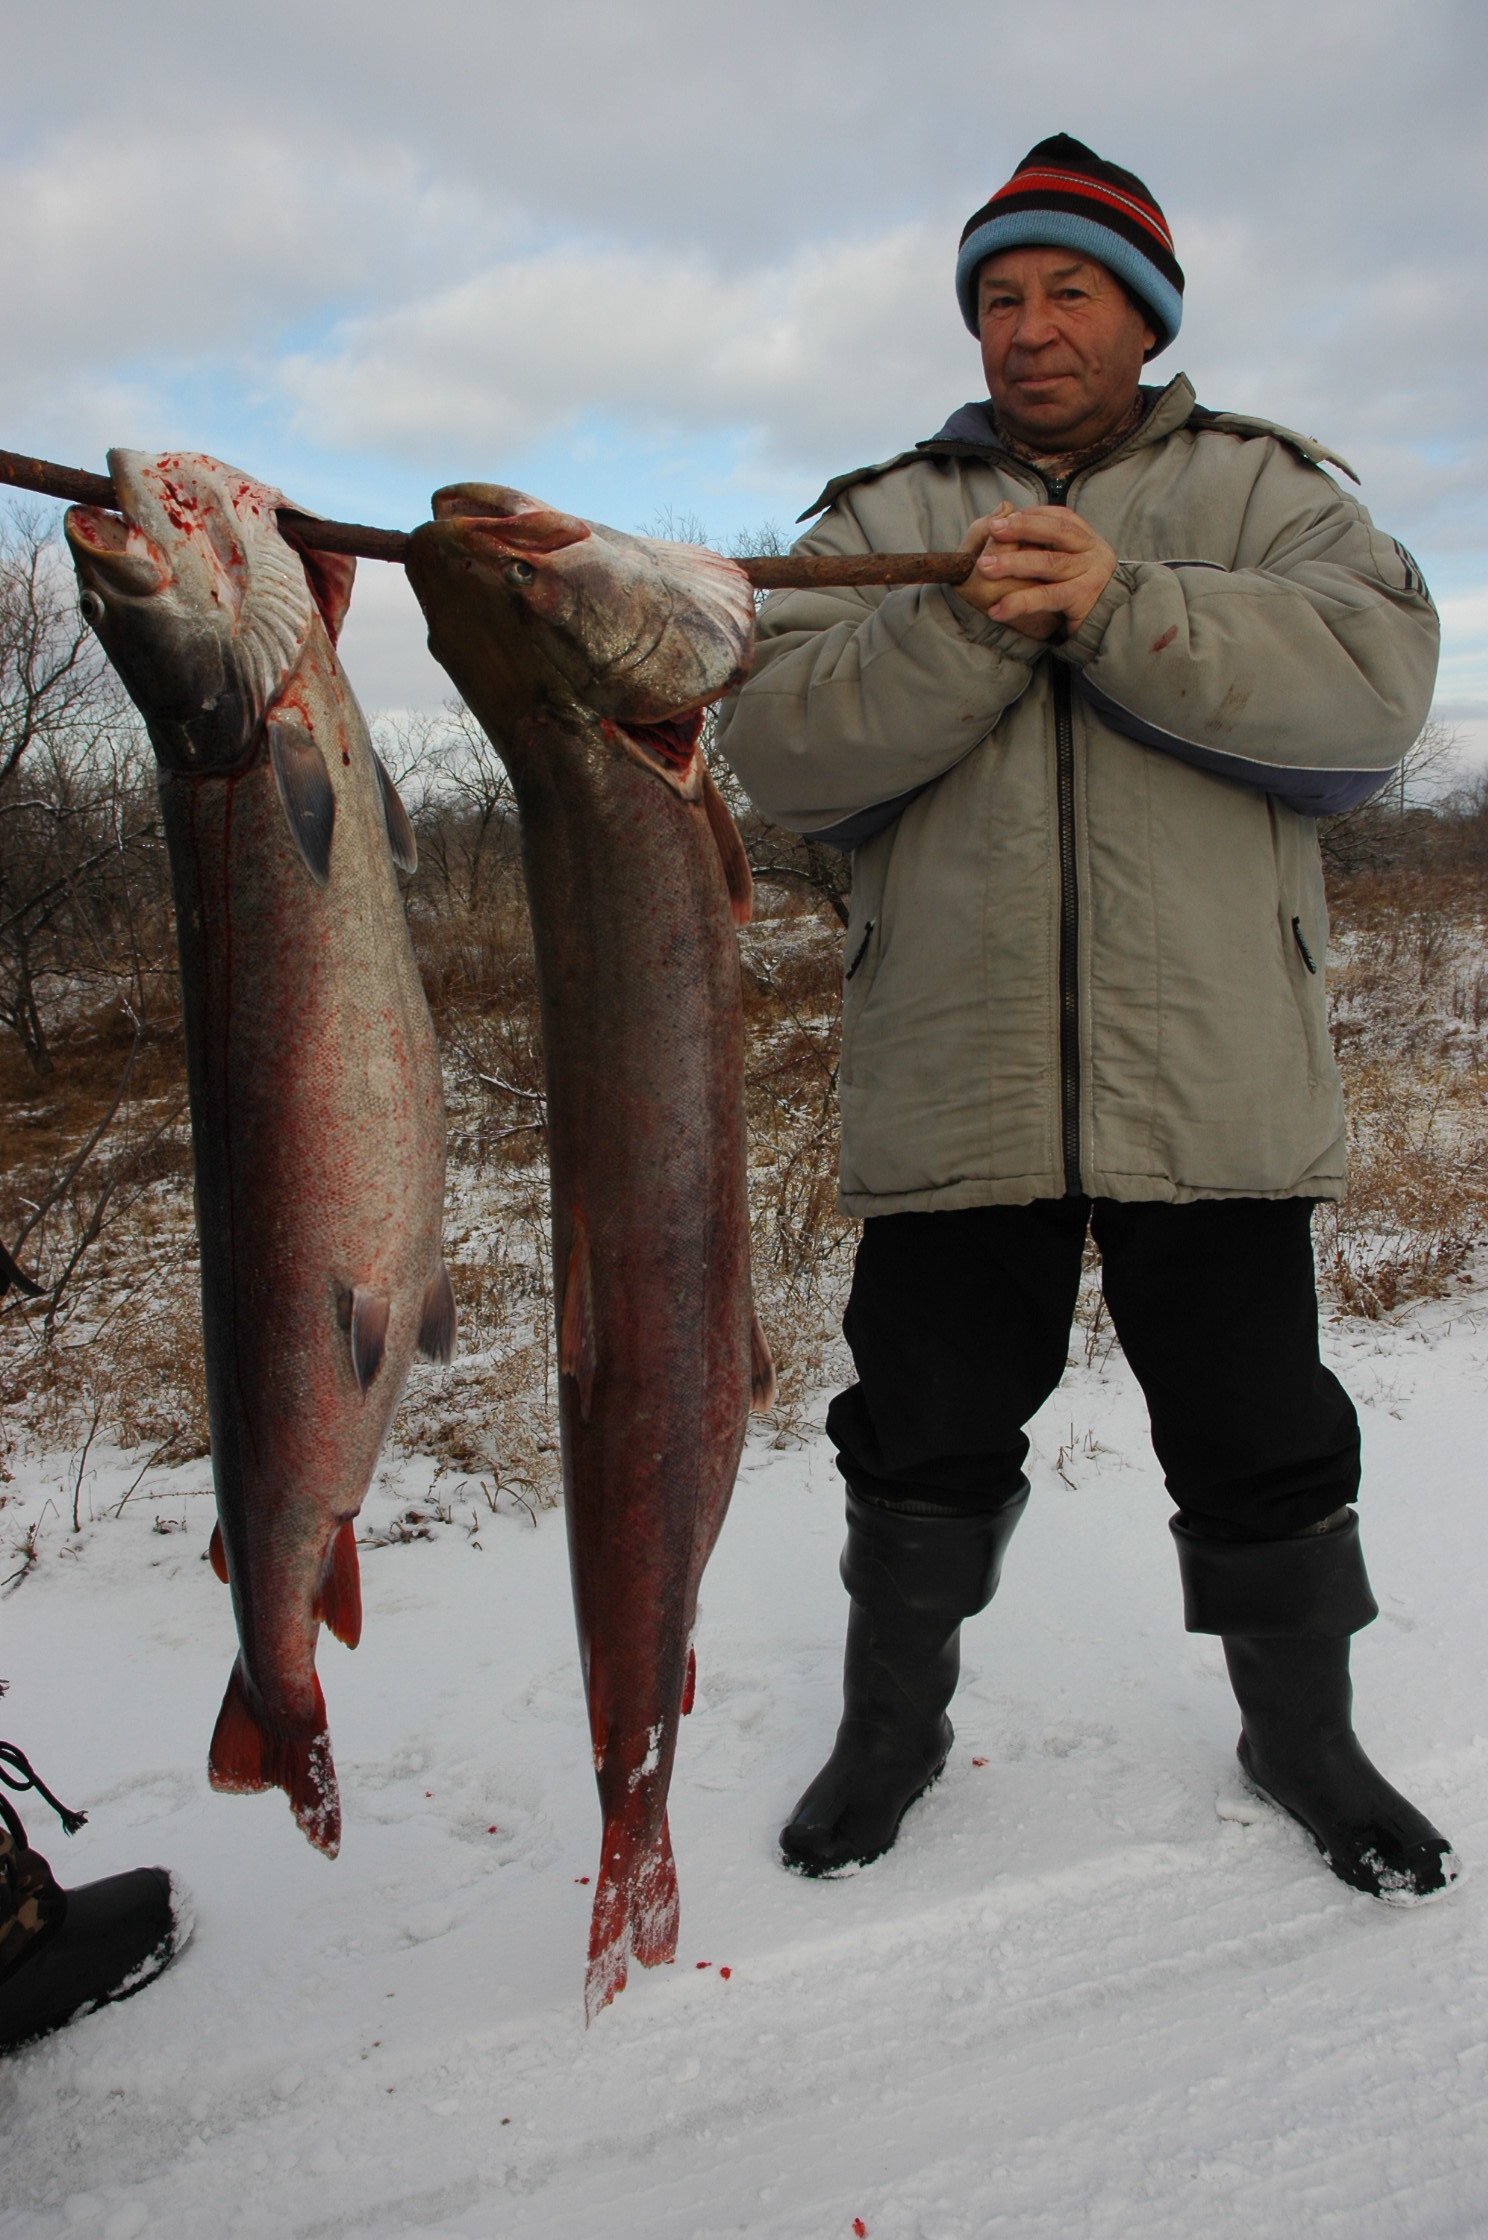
xmin=0 ymin=1742 xmax=87 ymax=1834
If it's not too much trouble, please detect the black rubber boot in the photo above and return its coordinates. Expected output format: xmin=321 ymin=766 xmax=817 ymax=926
xmin=781 ymin=1481 xmax=1028 ymax=1875
xmin=1171 ymin=1513 xmax=1461 ymax=1905
xmin=1 ymin=1743 xmax=192 ymax=2053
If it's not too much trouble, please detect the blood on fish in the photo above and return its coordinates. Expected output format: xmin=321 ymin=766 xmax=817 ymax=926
xmin=622 ymin=711 xmax=704 ymax=774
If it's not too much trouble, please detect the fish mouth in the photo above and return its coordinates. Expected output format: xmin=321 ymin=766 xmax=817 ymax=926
xmin=431 ymin=483 xmax=591 ymax=558
xmin=64 ymin=504 xmax=170 ymax=598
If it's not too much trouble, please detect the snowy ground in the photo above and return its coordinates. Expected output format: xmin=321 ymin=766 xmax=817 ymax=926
xmin=2 ymin=1288 xmax=1487 ymax=2240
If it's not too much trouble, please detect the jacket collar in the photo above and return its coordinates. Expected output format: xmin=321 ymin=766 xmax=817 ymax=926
xmin=800 ymin=375 xmax=1196 ymax=519
xmin=799 ymin=373 xmax=1356 ymax=519
xmin=927 ymin=375 xmax=1195 ymax=459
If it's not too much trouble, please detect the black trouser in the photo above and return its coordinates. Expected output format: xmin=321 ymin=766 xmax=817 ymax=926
xmin=826 ymin=1198 xmax=1360 ymax=1542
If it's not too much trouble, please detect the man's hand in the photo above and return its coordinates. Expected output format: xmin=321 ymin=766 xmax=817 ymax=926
xmin=954 ymin=503 xmax=1118 ymax=637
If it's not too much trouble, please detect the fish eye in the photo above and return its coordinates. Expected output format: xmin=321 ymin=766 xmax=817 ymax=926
xmin=505 ymin=560 xmax=535 ymax=585
xmin=78 ymin=588 xmax=107 ymax=628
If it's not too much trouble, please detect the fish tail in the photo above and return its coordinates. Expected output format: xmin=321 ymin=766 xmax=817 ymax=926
xmin=583 ymin=1812 xmax=680 ymax=2022
xmin=207 ymin=1659 xmax=342 ymax=1858
xmin=629 ymin=1812 xmax=679 ymax=1969
xmin=584 ymin=1854 xmax=632 ymax=2025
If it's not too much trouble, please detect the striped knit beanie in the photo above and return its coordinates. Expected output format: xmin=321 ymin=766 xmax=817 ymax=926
xmin=956 ymin=134 xmax=1183 ymax=357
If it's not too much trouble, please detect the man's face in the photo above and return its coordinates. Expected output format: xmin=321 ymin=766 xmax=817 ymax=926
xmin=977 ymin=248 xmax=1156 ymax=451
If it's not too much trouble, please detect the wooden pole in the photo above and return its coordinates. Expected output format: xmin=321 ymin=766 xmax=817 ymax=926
xmin=0 ymin=447 xmax=975 ymax=589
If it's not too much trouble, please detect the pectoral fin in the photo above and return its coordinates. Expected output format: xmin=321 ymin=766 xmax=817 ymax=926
xmin=750 ymin=1309 xmax=777 ymax=1412
xmin=417 ymin=1262 xmax=457 ymax=1363
xmin=702 ymin=766 xmax=753 ymax=925
xmin=209 ymin=1519 xmax=229 ymax=1583
xmin=268 ymin=719 xmax=335 ymax=886
xmin=374 ymin=751 xmax=419 ymax=875
xmin=350 ymin=1288 xmax=390 ymax=1394
xmin=560 ymin=1212 xmax=597 ymax=1423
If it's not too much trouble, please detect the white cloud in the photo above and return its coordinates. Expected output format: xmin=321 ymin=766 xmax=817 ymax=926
xmin=0 ymin=122 xmax=496 ymax=457
xmin=1 ymin=0 xmax=1483 ymax=703
xmin=336 ymin=559 xmax=449 ymax=713
xmin=278 ymin=224 xmax=969 ymax=478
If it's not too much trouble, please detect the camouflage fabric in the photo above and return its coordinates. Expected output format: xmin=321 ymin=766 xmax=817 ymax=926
xmin=0 ymin=1797 xmax=66 ymax=1988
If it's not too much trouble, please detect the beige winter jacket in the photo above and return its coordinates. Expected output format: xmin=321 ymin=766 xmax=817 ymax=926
xmin=716 ymin=375 xmax=1439 ymax=1215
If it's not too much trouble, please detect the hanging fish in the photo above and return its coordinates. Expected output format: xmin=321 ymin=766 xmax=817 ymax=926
xmin=67 ymin=452 xmax=453 ymax=1857
xmin=405 ymin=487 xmax=772 ymax=2017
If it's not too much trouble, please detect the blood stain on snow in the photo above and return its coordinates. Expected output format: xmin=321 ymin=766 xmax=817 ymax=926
xmin=719 ymin=1967 xmax=732 ymax=1980
xmin=853 ymin=2221 xmax=867 ymax=2237
xmin=696 ymin=1960 xmax=712 ymax=1969
xmin=488 ymin=1824 xmax=499 ymax=1833
xmin=575 ymin=1875 xmax=590 ymax=1884
xmin=972 ymin=1756 xmax=989 ymax=1767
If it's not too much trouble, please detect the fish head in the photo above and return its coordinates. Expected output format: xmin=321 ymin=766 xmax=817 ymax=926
xmin=65 ymin=451 xmax=352 ymax=774
xmin=406 ymin=485 xmax=754 ymax=793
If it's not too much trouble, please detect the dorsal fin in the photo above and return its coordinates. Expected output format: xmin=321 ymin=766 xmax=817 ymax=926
xmin=701 ymin=766 xmax=753 ymax=925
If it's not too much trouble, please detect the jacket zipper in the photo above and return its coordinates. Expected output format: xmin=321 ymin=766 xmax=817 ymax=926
xmin=1043 ymin=473 xmax=1082 ymax=1195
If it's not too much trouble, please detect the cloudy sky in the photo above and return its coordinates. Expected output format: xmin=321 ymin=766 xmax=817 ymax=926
xmin=3 ymin=0 xmax=1484 ymax=724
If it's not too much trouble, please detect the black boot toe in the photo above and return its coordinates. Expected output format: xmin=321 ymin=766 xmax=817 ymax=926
xmin=1 ymin=1867 xmax=191 ymax=2052
xmin=1238 ymin=1732 xmax=1461 ymax=1906
xmin=780 ymin=1717 xmax=952 ymax=1876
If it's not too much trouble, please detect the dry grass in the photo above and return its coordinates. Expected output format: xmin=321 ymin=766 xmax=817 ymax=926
xmin=740 ymin=902 xmax=855 ymax=1436
xmin=1316 ymin=867 xmax=1488 ymax=1317
xmin=0 ymin=991 xmax=207 ymax=1493
xmin=3 ymin=807 xmax=1483 ymax=1521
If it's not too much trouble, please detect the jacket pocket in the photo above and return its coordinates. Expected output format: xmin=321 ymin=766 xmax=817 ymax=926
xmin=1270 ymin=809 xmax=1333 ymax=1092
xmin=839 ymin=834 xmax=891 ymax=1088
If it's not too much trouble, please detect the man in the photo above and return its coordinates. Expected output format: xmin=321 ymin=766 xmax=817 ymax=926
xmin=716 ymin=135 xmax=1458 ymax=1903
